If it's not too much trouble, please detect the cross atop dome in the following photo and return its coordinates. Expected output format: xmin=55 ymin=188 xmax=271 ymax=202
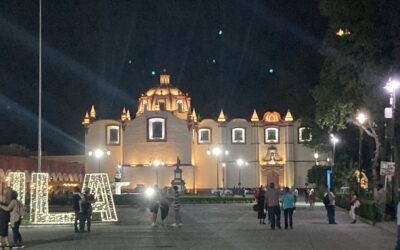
xmin=160 ymin=69 xmax=170 ymax=85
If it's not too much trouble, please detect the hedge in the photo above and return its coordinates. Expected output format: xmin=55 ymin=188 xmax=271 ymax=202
xmin=34 ymin=194 xmax=255 ymax=208
xmin=335 ymin=194 xmax=394 ymax=221
xmin=179 ymin=195 xmax=255 ymax=204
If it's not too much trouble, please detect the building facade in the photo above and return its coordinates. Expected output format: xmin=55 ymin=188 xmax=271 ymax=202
xmin=83 ymin=72 xmax=326 ymax=193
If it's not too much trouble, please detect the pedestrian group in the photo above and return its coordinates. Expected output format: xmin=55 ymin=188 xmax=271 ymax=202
xmin=0 ymin=186 xmax=25 ymax=249
xmin=255 ymin=183 xmax=295 ymax=230
xmin=149 ymin=185 xmax=183 ymax=227
xmin=72 ymin=186 xmax=95 ymax=233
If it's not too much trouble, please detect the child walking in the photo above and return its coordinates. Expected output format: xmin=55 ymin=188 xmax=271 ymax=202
xmin=171 ymin=186 xmax=183 ymax=227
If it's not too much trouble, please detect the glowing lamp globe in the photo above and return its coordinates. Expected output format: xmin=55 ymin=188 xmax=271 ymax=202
xmin=94 ymin=149 xmax=104 ymax=158
xmin=236 ymin=159 xmax=244 ymax=166
xmin=356 ymin=113 xmax=367 ymax=125
xmin=385 ymin=79 xmax=400 ymax=93
xmin=145 ymin=187 xmax=155 ymax=198
xmin=212 ymin=147 xmax=222 ymax=156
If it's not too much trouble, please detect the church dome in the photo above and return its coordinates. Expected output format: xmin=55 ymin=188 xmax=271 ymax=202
xmin=145 ymin=85 xmax=183 ymax=97
xmin=262 ymin=112 xmax=282 ymax=123
xmin=136 ymin=71 xmax=191 ymax=119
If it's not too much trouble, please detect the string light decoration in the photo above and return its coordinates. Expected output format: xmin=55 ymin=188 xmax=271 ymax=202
xmin=82 ymin=173 xmax=118 ymax=222
xmin=8 ymin=172 xmax=26 ymax=205
xmin=30 ymin=173 xmax=75 ymax=224
xmin=30 ymin=173 xmax=117 ymax=224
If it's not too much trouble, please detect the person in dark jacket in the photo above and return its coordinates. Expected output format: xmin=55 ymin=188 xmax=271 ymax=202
xmin=72 ymin=186 xmax=82 ymax=233
xmin=159 ymin=187 xmax=171 ymax=226
xmin=0 ymin=187 xmax=12 ymax=248
xmin=80 ymin=188 xmax=95 ymax=232
xmin=257 ymin=185 xmax=266 ymax=224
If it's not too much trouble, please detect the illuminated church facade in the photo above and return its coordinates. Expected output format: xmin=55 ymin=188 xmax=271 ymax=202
xmin=82 ymin=72 xmax=326 ymax=193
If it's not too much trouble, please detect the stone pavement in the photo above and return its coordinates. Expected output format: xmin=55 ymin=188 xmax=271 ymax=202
xmin=18 ymin=202 xmax=396 ymax=250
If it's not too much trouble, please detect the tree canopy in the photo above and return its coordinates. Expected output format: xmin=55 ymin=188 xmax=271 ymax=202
xmin=313 ymin=0 xmax=400 ymax=184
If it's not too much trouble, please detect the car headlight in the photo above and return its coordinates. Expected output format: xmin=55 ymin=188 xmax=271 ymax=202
xmin=145 ymin=187 xmax=155 ymax=198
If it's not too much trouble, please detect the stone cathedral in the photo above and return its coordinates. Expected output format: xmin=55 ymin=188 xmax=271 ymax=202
xmin=82 ymin=72 xmax=326 ymax=193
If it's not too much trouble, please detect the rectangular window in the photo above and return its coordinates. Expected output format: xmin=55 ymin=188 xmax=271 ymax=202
xmin=148 ymin=118 xmax=166 ymax=141
xmin=158 ymin=100 xmax=166 ymax=111
xmin=198 ymin=128 xmax=211 ymax=144
xmin=299 ymin=127 xmax=312 ymax=143
xmin=265 ymin=128 xmax=279 ymax=143
xmin=177 ymin=100 xmax=183 ymax=113
xmin=106 ymin=125 xmax=120 ymax=145
xmin=232 ymin=128 xmax=245 ymax=144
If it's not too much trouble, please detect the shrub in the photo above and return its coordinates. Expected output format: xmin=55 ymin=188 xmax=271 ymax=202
xmin=335 ymin=194 xmax=378 ymax=221
xmin=180 ymin=195 xmax=255 ymax=204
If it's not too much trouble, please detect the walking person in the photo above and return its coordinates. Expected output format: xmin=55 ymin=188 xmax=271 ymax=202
xmin=171 ymin=186 xmax=183 ymax=227
xmin=281 ymin=187 xmax=295 ymax=229
xmin=305 ymin=188 xmax=309 ymax=204
xmin=293 ymin=188 xmax=298 ymax=208
xmin=72 ymin=187 xmax=82 ymax=233
xmin=265 ymin=183 xmax=281 ymax=230
xmin=149 ymin=185 xmax=161 ymax=227
xmin=395 ymin=188 xmax=400 ymax=250
xmin=349 ymin=193 xmax=360 ymax=224
xmin=0 ymin=190 xmax=24 ymax=248
xmin=374 ymin=184 xmax=386 ymax=223
xmin=80 ymin=188 xmax=95 ymax=232
xmin=256 ymin=185 xmax=266 ymax=224
xmin=159 ymin=187 xmax=171 ymax=226
xmin=309 ymin=189 xmax=316 ymax=209
xmin=324 ymin=188 xmax=336 ymax=224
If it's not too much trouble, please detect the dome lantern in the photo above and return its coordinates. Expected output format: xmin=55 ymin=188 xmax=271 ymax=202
xmin=160 ymin=69 xmax=170 ymax=85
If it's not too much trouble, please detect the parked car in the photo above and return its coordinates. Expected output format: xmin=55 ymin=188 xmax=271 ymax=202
xmin=211 ymin=188 xmax=233 ymax=195
xmin=134 ymin=184 xmax=146 ymax=193
xmin=243 ymin=188 xmax=256 ymax=196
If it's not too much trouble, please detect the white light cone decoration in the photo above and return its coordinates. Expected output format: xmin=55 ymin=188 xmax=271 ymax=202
xmin=82 ymin=173 xmax=118 ymax=222
xmin=8 ymin=172 xmax=26 ymax=205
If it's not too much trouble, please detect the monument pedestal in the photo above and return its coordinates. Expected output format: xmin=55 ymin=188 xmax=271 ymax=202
xmin=115 ymin=182 xmax=130 ymax=195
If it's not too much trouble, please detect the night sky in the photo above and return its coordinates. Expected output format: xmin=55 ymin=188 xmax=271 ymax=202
xmin=0 ymin=0 xmax=326 ymax=155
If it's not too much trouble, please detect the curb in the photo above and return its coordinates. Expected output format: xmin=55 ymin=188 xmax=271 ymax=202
xmin=336 ymin=206 xmax=396 ymax=234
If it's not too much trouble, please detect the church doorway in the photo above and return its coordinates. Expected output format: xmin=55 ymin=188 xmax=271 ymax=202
xmin=261 ymin=165 xmax=284 ymax=188
xmin=266 ymin=171 xmax=279 ymax=188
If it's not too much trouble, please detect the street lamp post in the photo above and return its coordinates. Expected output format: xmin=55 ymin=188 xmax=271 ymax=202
xmin=221 ymin=163 xmax=226 ymax=188
xmin=385 ymin=79 xmax=400 ymax=203
xmin=236 ymin=159 xmax=249 ymax=189
xmin=356 ymin=112 xmax=367 ymax=194
xmin=88 ymin=149 xmax=111 ymax=172
xmin=207 ymin=147 xmax=229 ymax=189
xmin=149 ymin=160 xmax=165 ymax=186
xmin=330 ymin=134 xmax=339 ymax=167
xmin=313 ymin=152 xmax=319 ymax=166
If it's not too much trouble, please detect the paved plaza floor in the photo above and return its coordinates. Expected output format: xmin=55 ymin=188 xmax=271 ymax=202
xmin=20 ymin=202 xmax=396 ymax=250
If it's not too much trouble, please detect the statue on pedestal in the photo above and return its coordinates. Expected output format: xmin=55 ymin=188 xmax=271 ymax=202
xmin=171 ymin=157 xmax=186 ymax=193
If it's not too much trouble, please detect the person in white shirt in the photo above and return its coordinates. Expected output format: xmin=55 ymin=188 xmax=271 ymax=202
xmin=349 ymin=193 xmax=360 ymax=224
